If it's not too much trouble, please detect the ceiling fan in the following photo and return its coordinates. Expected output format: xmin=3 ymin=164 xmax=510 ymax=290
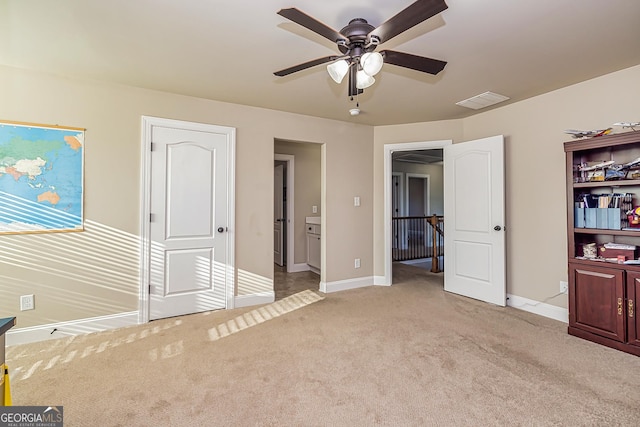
xmin=274 ymin=0 xmax=448 ymax=98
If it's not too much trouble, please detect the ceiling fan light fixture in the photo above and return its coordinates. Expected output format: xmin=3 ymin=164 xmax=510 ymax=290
xmin=356 ymin=69 xmax=375 ymax=89
xmin=275 ymin=1 xmax=450 ymax=101
xmin=327 ymin=60 xmax=349 ymax=84
xmin=360 ymin=52 xmax=383 ymax=76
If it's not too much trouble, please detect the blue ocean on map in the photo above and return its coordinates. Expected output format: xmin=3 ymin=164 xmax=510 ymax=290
xmin=0 ymin=123 xmax=84 ymax=232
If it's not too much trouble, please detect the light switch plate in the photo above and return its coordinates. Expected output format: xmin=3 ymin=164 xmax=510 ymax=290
xmin=20 ymin=294 xmax=35 ymax=311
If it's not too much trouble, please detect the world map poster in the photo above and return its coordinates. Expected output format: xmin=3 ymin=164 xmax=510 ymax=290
xmin=0 ymin=121 xmax=84 ymax=234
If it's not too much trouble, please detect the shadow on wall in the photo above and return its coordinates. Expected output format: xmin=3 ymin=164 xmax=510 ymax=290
xmin=0 ymin=219 xmax=140 ymax=320
xmin=237 ymin=269 xmax=274 ymax=296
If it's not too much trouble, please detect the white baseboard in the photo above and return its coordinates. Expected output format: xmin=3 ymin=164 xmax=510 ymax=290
xmin=320 ymin=276 xmax=374 ymax=293
xmin=6 ymin=311 xmax=139 ymax=346
xmin=374 ymin=276 xmax=390 ymax=286
xmin=8 ymin=291 xmax=279 ymax=345
xmin=507 ymin=294 xmax=568 ymax=324
xmin=234 ymin=291 xmax=275 ymax=308
xmin=287 ymin=263 xmax=310 ymax=273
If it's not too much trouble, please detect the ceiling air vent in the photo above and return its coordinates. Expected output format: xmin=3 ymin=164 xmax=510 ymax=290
xmin=456 ymin=91 xmax=510 ymax=110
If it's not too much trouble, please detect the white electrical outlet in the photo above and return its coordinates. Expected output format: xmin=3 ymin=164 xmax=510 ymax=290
xmin=354 ymin=196 xmax=360 ymax=207
xmin=20 ymin=294 xmax=35 ymax=311
xmin=560 ymin=281 xmax=568 ymax=294
xmin=312 ymin=205 xmax=318 ymax=214
xmin=355 ymin=258 xmax=361 ymax=268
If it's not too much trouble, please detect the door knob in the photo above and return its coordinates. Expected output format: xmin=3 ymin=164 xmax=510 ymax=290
xmin=217 ymin=227 xmax=225 ymax=233
xmin=494 ymin=225 xmax=502 ymax=231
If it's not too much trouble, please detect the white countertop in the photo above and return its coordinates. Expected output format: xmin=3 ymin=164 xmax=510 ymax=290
xmin=305 ymin=216 xmax=321 ymax=225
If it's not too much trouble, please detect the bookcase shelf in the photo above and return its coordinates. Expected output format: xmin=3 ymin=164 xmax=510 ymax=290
xmin=573 ymin=179 xmax=640 ymax=188
xmin=573 ymin=228 xmax=640 ymax=236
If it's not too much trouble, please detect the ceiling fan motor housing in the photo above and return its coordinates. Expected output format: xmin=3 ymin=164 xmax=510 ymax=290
xmin=338 ymin=18 xmax=376 ymax=54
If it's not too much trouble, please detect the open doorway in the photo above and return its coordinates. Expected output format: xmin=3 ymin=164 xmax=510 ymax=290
xmin=384 ymin=140 xmax=452 ymax=285
xmin=406 ymin=174 xmax=431 ymax=216
xmin=386 ymin=137 xmax=507 ymax=305
xmin=393 ymin=151 xmax=443 ymax=272
xmin=274 ymin=140 xmax=322 ymax=300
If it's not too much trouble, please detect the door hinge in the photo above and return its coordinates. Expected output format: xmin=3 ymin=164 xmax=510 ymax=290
xmin=148 ymin=284 xmax=152 ymax=294
xmin=150 ymin=213 xmax=154 ymax=222
xmin=150 ymin=142 xmax=156 ymax=152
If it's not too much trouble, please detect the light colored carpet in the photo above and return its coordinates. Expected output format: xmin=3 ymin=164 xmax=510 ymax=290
xmin=6 ymin=263 xmax=640 ymax=426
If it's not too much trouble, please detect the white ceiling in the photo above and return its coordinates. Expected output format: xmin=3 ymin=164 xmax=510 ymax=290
xmin=2 ymin=0 xmax=639 ymax=126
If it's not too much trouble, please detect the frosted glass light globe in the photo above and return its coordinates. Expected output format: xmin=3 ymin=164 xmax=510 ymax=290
xmin=327 ymin=60 xmax=349 ymax=83
xmin=361 ymin=52 xmax=383 ymax=76
xmin=356 ymin=70 xmax=375 ymax=89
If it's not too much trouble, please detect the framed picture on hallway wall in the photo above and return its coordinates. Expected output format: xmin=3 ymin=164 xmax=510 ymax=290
xmin=0 ymin=120 xmax=85 ymax=234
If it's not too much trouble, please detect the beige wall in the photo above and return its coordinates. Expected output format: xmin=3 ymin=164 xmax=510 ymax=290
xmin=374 ymin=64 xmax=640 ymax=309
xmin=0 ymin=65 xmax=373 ymax=327
xmin=3 ymin=60 xmax=639 ymax=331
xmin=274 ymin=140 xmax=321 ymax=265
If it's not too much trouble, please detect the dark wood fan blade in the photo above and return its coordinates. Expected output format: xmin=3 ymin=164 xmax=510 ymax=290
xmin=274 ymin=56 xmax=340 ymax=77
xmin=381 ymin=50 xmax=447 ymax=75
xmin=277 ymin=8 xmax=345 ymax=43
xmin=369 ymin=0 xmax=448 ymax=44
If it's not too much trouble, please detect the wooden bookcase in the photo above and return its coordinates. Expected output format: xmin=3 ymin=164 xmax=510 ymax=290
xmin=565 ymin=132 xmax=640 ymax=356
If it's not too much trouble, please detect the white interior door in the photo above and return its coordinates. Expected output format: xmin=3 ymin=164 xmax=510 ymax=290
xmin=274 ymin=163 xmax=284 ymax=266
xmin=444 ymin=135 xmax=505 ymax=306
xmin=149 ymin=124 xmax=231 ymax=320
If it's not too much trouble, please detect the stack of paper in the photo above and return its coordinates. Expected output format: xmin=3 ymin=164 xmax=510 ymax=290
xmin=603 ymin=242 xmax=636 ymax=250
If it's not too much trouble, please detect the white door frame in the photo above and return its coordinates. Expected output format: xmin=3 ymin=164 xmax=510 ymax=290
xmin=274 ymin=154 xmax=296 ymax=273
xmin=384 ymin=140 xmax=452 ymax=285
xmin=139 ymin=116 xmax=236 ymax=324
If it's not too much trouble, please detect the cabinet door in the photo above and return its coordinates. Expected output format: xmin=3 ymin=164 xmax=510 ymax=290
xmin=626 ymin=272 xmax=640 ymax=347
xmin=569 ymin=263 xmax=625 ymax=342
xmin=307 ymin=234 xmax=320 ymax=269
